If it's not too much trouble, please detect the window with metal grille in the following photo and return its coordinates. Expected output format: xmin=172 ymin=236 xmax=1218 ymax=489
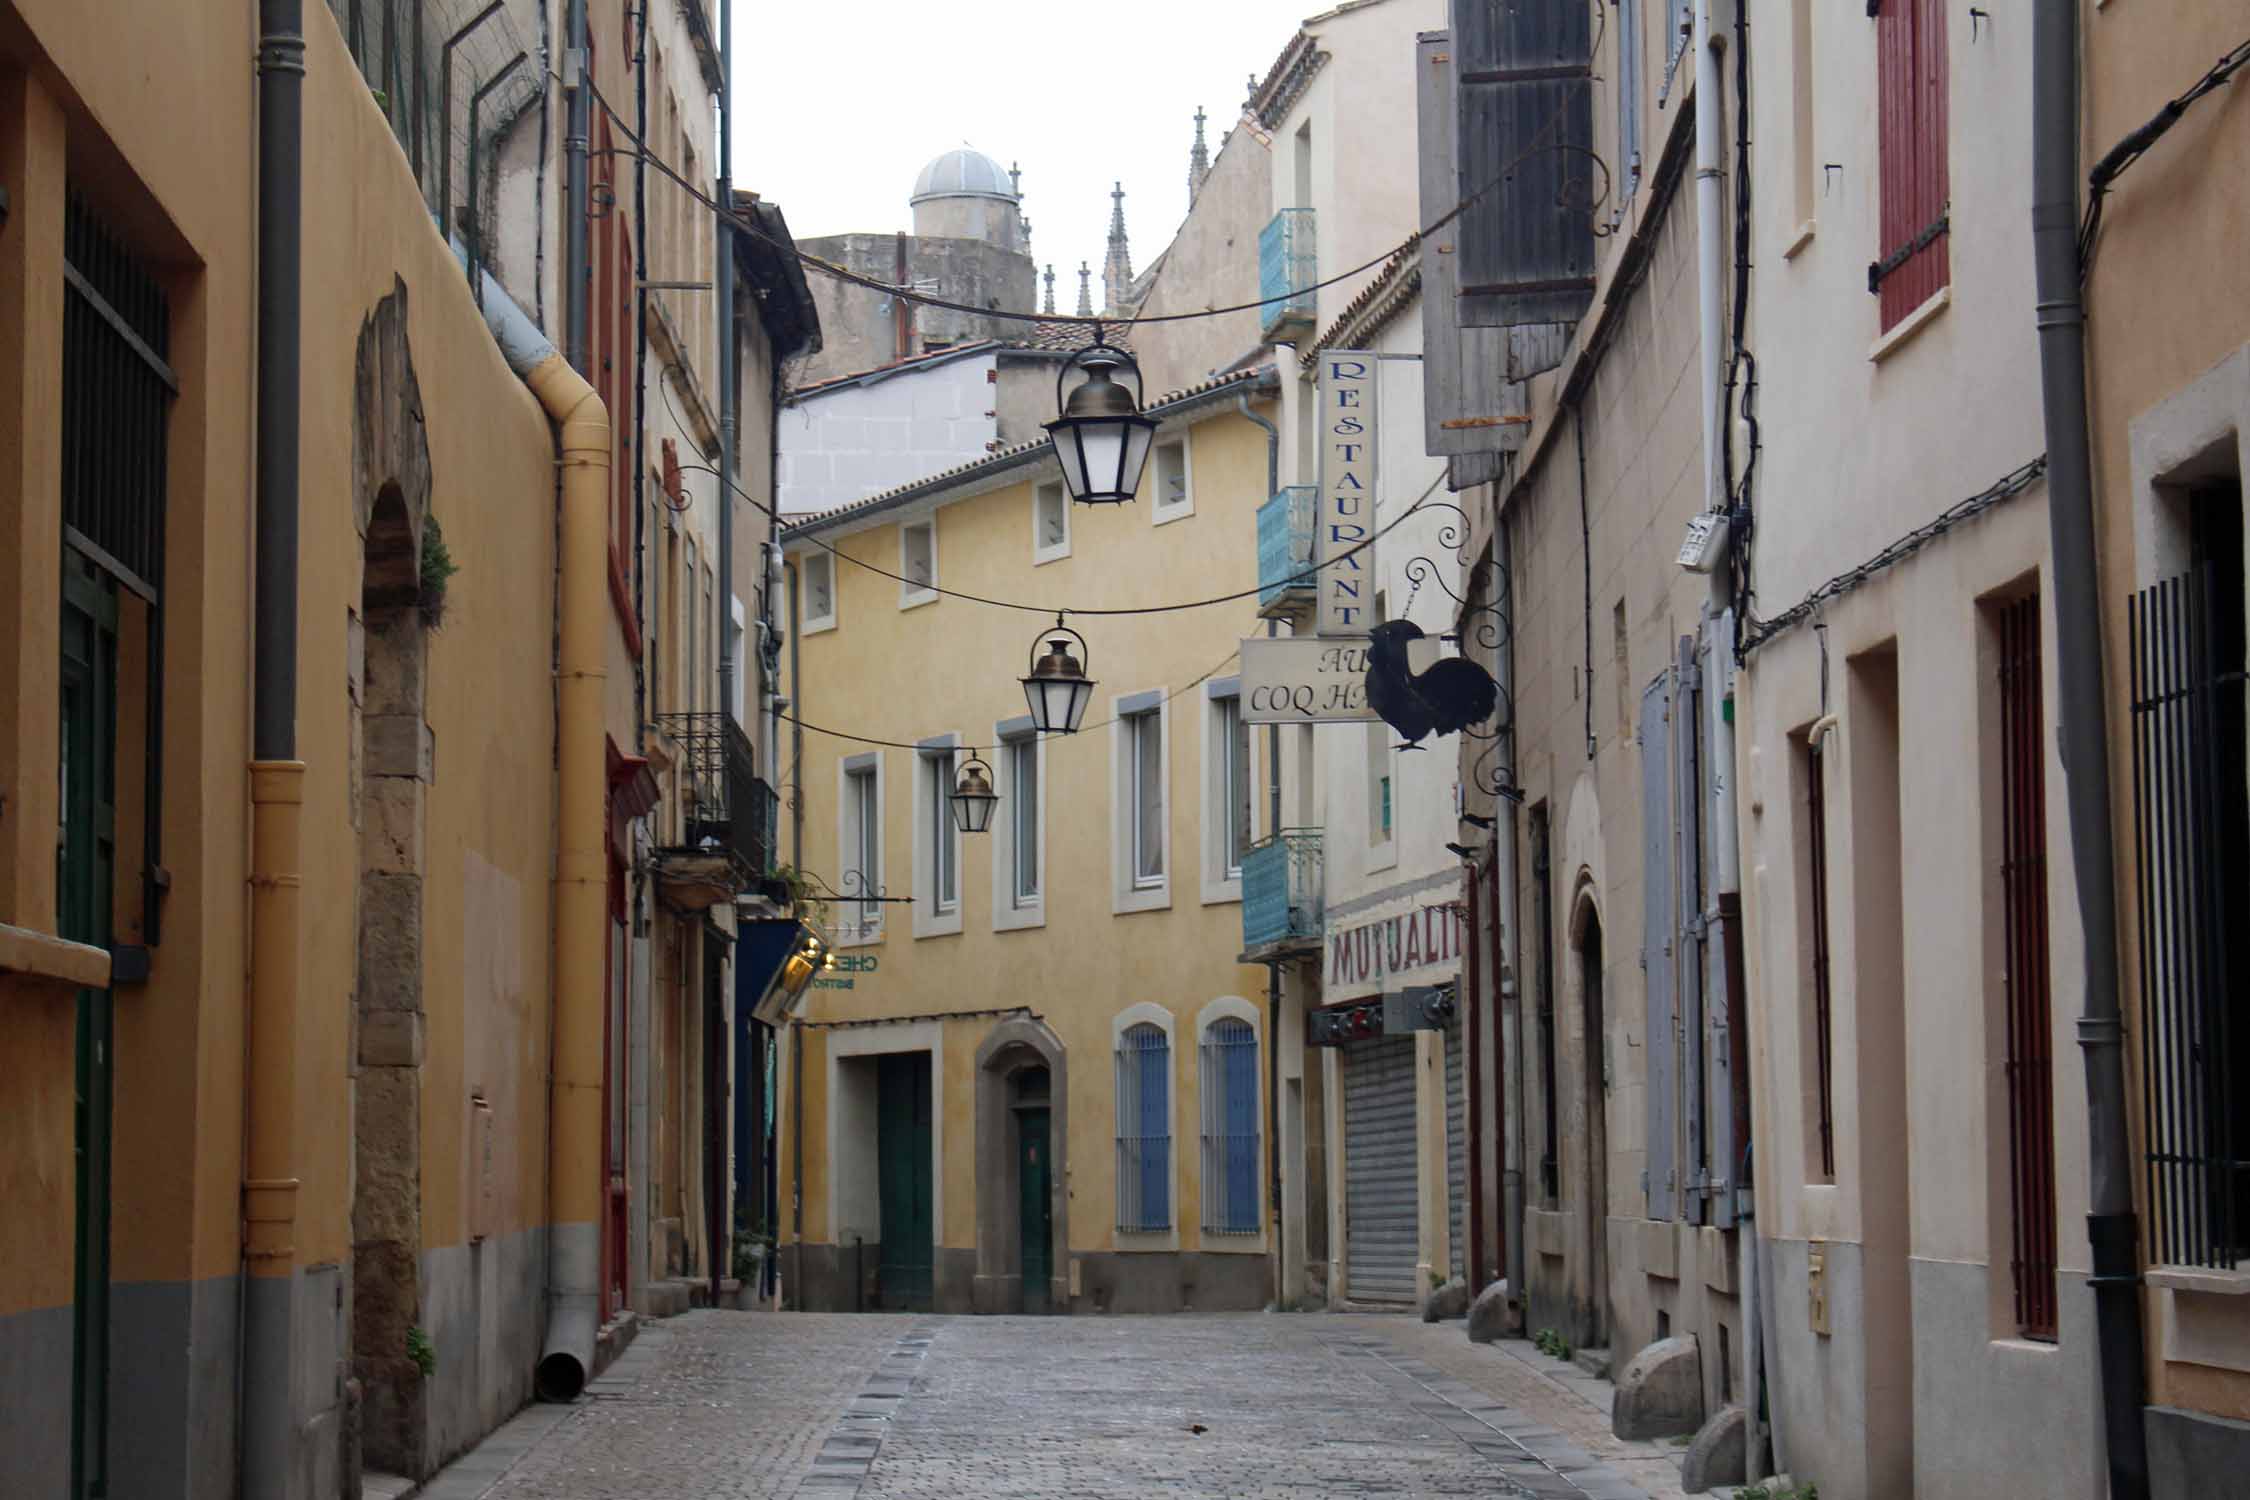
xmin=2132 ymin=482 xmax=2249 ymax=1270
xmin=1115 ymin=1023 xmax=1172 ymax=1232
xmin=1200 ymin=1018 xmax=1260 ymax=1235
xmin=1995 ymin=593 xmax=2058 ymax=1338
xmin=1804 ymin=731 xmax=1837 ymax=1182
xmin=1871 ymin=0 xmax=1949 ymax=331
xmin=61 ymin=190 xmax=172 ymax=956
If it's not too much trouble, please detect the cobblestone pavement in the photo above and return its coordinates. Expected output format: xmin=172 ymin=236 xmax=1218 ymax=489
xmin=433 ymin=1311 xmax=1685 ymax=1500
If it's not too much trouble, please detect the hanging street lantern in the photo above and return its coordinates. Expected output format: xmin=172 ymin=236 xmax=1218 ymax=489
xmin=1022 ymin=617 xmax=1096 ymax=735
xmin=1043 ymin=339 xmax=1159 ymax=504
xmin=949 ymin=752 xmax=999 ymax=834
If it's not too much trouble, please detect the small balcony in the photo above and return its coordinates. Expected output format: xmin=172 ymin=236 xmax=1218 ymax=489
xmin=1258 ymin=207 xmax=1317 ymax=342
xmin=1241 ymin=828 xmax=1324 ymax=962
xmin=1258 ymin=486 xmax=1317 ymax=623
xmin=651 ymin=711 xmax=778 ymax=908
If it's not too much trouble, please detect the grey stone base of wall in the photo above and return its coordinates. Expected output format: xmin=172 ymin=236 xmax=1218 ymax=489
xmin=2147 ymin=1403 xmax=2250 ymax=1497
xmin=419 ymin=1227 xmax=546 ymax=1475
xmin=0 ymin=1299 xmax=71 ymax=1497
xmin=787 ymin=1243 xmax=1270 ymax=1314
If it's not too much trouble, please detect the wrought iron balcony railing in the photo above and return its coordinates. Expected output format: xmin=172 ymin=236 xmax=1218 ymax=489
xmin=1258 ymin=207 xmax=1317 ymax=341
xmin=1258 ymin=486 xmax=1317 ymax=617
xmin=653 ymin=711 xmax=776 ymax=886
xmin=1241 ymin=828 xmax=1324 ymax=959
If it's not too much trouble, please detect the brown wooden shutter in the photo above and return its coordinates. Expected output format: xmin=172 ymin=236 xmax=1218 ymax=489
xmin=1873 ymin=0 xmax=1949 ymax=331
xmin=1452 ymin=0 xmax=1597 ymax=329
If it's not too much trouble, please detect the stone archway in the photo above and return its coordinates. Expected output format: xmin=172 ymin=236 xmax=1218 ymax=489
xmin=973 ymin=1016 xmax=1068 ymax=1314
xmin=349 ymin=281 xmax=435 ymax=1480
xmin=1567 ymin=882 xmax=1609 ymax=1352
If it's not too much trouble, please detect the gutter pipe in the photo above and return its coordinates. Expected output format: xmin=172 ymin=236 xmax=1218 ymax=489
xmin=710 ymin=0 xmax=736 ymax=1315
xmin=563 ymin=0 xmax=589 ymax=373
xmin=243 ymin=2 xmax=305 ymax=1494
xmin=2031 ymin=6 xmax=2148 ymax=1495
xmin=1239 ymin=393 xmax=1286 ymax=1302
xmin=455 ymin=246 xmax=612 ymax=1403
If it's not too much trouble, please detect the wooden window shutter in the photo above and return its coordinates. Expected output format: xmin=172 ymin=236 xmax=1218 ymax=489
xmin=1672 ymin=635 xmax=1705 ymax=1224
xmin=1419 ymin=31 xmax=1532 ymax=459
xmin=1452 ymin=0 xmax=1597 ymax=329
xmin=1872 ymin=0 xmax=1949 ymax=331
xmin=1640 ymin=668 xmax=1678 ymax=1221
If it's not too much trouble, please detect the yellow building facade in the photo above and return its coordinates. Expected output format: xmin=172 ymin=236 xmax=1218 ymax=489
xmin=778 ymin=370 xmax=1285 ymax=1314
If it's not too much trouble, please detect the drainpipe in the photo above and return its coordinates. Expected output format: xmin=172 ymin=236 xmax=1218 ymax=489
xmin=562 ymin=0 xmax=589 ymax=373
xmin=2031 ymin=6 xmax=2148 ymax=1496
xmin=787 ymin=560 xmax=804 ymax=867
xmin=456 ymin=250 xmax=612 ymax=1403
xmin=1239 ymin=393 xmax=1286 ymax=1300
xmin=715 ymin=0 xmax=737 ymax=730
xmin=242 ymin=2 xmax=305 ymax=1495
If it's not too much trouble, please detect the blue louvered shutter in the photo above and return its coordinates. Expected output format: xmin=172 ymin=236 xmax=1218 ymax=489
xmin=1673 ymin=635 xmax=1705 ymax=1224
xmin=1224 ymin=1021 xmax=1259 ymax=1232
xmin=1141 ymin=1029 xmax=1171 ymax=1229
xmin=1452 ymin=0 xmax=1597 ymax=329
xmin=1641 ymin=670 xmax=1678 ymax=1220
xmin=1701 ymin=616 xmax=1738 ymax=1228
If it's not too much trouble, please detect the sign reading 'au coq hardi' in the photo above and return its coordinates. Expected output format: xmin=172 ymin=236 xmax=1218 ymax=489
xmin=1316 ymin=351 xmax=1377 ymax=637
xmin=1239 ymin=635 xmax=1442 ymax=724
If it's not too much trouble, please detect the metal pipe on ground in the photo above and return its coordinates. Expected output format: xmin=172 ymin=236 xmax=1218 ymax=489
xmin=2030 ymin=4 xmax=2148 ymax=1495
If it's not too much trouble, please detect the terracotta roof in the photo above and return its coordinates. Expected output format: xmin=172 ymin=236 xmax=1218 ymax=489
xmin=783 ymin=364 xmax=1279 ymax=538
xmin=1300 ymin=243 xmax=1421 ymax=368
xmin=1002 ymin=321 xmax=1133 ymax=355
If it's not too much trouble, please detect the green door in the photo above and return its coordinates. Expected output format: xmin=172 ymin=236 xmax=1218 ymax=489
xmin=875 ymin=1053 xmax=933 ymax=1311
xmin=1017 ymin=1107 xmax=1051 ymax=1314
xmin=60 ymin=548 xmax=117 ymax=1500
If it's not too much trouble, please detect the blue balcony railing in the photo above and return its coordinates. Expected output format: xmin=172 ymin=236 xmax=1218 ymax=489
xmin=1258 ymin=208 xmax=1317 ymax=339
xmin=1257 ymin=486 xmax=1317 ymax=612
xmin=1242 ymin=829 xmax=1324 ymax=956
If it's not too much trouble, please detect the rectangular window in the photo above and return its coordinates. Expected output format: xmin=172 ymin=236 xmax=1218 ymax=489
xmin=922 ymin=745 xmax=959 ymax=916
xmin=1789 ymin=0 xmax=1818 ymax=243
xmin=1129 ymin=709 xmax=1164 ymax=887
xmin=1874 ymin=0 xmax=1949 ymax=332
xmin=1220 ymin=694 xmax=1249 ymax=877
xmin=1803 ymin=728 xmax=1837 ymax=1182
xmin=1152 ymin=439 xmax=1192 ymax=521
xmin=1200 ymin=1017 xmax=1261 ymax=1235
xmin=841 ymin=759 xmax=881 ymax=940
xmin=1008 ymin=735 xmax=1040 ymax=906
xmin=802 ymin=550 xmax=837 ymax=633
xmin=900 ymin=518 xmax=937 ymax=606
xmin=1993 ymin=591 xmax=2057 ymax=1340
xmin=1033 ymin=479 xmax=1070 ymax=564
xmin=1614 ymin=0 xmax=1644 ymax=215
xmin=1116 ymin=1022 xmax=1173 ymax=1232
xmin=2132 ymin=475 xmax=2250 ymax=1269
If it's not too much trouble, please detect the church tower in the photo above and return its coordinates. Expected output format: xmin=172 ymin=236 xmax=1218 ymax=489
xmin=1188 ymin=107 xmax=1210 ymax=203
xmin=1102 ymin=181 xmax=1133 ymax=316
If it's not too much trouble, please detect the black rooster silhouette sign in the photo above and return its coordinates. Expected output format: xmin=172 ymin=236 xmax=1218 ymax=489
xmin=1363 ymin=620 xmax=1499 ymax=747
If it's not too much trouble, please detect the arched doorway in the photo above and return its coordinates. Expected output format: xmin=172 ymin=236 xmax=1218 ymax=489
xmin=973 ymin=1017 xmax=1068 ymax=1314
xmin=349 ymin=284 xmax=435 ymax=1479
xmin=1571 ymin=886 xmax=1609 ymax=1351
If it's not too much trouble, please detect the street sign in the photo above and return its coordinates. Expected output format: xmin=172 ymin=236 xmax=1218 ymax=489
xmin=1315 ymin=351 xmax=1377 ymax=636
xmin=1241 ymin=635 xmax=1439 ymax=724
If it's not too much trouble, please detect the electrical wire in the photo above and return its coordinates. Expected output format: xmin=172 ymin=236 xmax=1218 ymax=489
xmin=1737 ymin=456 xmax=2048 ymax=656
xmin=572 ymin=72 xmax=1610 ymax=334
xmin=2079 ymin=36 xmax=2250 ymax=278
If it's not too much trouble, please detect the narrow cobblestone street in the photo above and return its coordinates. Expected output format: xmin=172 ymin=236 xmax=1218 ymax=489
xmin=418 ymin=1312 xmax=1690 ymax=1500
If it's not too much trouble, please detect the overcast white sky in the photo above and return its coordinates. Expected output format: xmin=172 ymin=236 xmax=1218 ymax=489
xmin=729 ymin=0 xmax=1317 ymax=303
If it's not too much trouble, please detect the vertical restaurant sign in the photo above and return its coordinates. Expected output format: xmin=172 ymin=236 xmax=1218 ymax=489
xmin=1317 ymin=351 xmax=1377 ymax=636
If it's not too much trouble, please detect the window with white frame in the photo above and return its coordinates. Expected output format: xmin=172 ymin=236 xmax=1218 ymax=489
xmin=900 ymin=518 xmax=937 ymax=606
xmin=1131 ymin=712 xmax=1163 ymax=883
xmin=1033 ymin=479 xmax=1070 ymax=565
xmin=1151 ymin=438 xmax=1192 ymax=522
xmin=840 ymin=756 xmax=882 ymax=940
xmin=802 ymin=550 xmax=837 ymax=633
xmin=1202 ymin=680 xmax=1250 ymax=903
xmin=1115 ymin=1021 xmax=1173 ymax=1232
xmin=916 ymin=740 xmax=960 ymax=928
xmin=1113 ymin=692 xmax=1171 ymax=912
xmin=995 ymin=721 xmax=1043 ymax=922
xmin=1199 ymin=1013 xmax=1260 ymax=1236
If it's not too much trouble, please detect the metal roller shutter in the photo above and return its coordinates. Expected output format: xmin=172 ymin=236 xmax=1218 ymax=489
xmin=1344 ymin=1034 xmax=1419 ymax=1303
xmin=1445 ymin=1013 xmax=1466 ymax=1284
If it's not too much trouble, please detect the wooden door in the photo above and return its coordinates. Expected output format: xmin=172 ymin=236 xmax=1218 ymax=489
xmin=876 ymin=1053 xmax=933 ymax=1310
xmin=1018 ymin=1108 xmax=1052 ymax=1314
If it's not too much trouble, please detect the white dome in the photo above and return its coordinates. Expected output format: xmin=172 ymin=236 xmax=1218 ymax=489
xmin=911 ymin=148 xmax=1017 ymax=205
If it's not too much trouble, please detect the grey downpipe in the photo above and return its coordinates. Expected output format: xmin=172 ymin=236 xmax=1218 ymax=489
xmin=788 ymin=561 xmax=804 ymax=867
xmin=244 ymin=3 xmax=304 ymax=1496
xmin=1239 ymin=393 xmax=1285 ymax=1297
xmin=563 ymin=0 xmax=590 ymax=373
xmin=1495 ymin=521 xmax=1526 ymax=1306
xmin=715 ymin=0 xmax=737 ymax=725
xmin=2032 ymin=6 xmax=2148 ymax=1496
xmin=631 ymin=0 xmax=649 ymax=731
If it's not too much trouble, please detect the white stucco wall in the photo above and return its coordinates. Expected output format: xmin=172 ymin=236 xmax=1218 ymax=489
xmin=778 ymin=353 xmax=1001 ymax=516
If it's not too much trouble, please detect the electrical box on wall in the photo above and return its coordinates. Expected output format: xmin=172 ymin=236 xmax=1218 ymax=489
xmin=1384 ymin=984 xmax=1457 ymax=1033
xmin=1307 ymin=999 xmax=1384 ymax=1047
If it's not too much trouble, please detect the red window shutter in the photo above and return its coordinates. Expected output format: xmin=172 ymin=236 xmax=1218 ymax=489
xmin=1874 ymin=0 xmax=1949 ymax=332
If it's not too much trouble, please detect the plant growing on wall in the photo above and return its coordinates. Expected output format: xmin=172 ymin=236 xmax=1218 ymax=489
xmin=419 ymin=516 xmax=458 ymax=629
xmin=405 ymin=1325 xmax=436 ymax=1379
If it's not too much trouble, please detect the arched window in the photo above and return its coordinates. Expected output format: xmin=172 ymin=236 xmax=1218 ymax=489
xmin=1200 ymin=1016 xmax=1260 ymax=1235
xmin=1114 ymin=1022 xmax=1172 ymax=1232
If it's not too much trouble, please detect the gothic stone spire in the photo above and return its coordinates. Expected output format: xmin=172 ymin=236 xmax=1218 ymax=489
xmin=1102 ymin=180 xmax=1133 ymax=316
xmin=1076 ymin=261 xmax=1093 ymax=318
xmin=1189 ymin=106 xmax=1210 ymax=203
xmin=1043 ymin=263 xmax=1056 ymax=316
